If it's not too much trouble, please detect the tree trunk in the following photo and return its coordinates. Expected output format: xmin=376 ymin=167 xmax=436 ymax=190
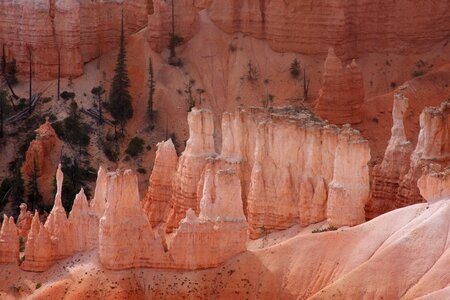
xmin=28 ymin=48 xmax=32 ymax=114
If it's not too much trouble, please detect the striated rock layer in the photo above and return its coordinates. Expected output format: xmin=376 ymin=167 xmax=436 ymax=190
xmin=418 ymin=165 xmax=450 ymax=203
xmin=147 ymin=0 xmax=199 ymax=52
xmin=0 ymin=0 xmax=148 ymax=79
xmin=151 ymin=107 xmax=370 ymax=239
xmin=208 ymin=0 xmax=450 ymax=57
xmin=99 ymin=168 xmax=247 ymax=270
xmin=314 ymin=48 xmax=365 ymax=125
xmin=142 ymin=139 xmax=178 ymax=227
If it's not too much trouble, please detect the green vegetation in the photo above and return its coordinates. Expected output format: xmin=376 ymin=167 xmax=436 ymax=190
xmin=184 ymin=79 xmax=196 ymax=112
xmin=312 ymin=226 xmax=338 ymax=233
xmin=60 ymin=91 xmax=75 ymax=101
xmin=0 ymin=89 xmax=11 ymax=138
xmin=58 ymin=156 xmax=96 ymax=213
xmin=126 ymin=137 xmax=145 ymax=157
xmin=148 ymin=58 xmax=156 ymax=117
xmin=109 ymin=15 xmax=133 ymax=133
xmin=290 ymin=58 xmax=301 ymax=78
xmin=26 ymin=158 xmax=42 ymax=211
xmin=52 ymin=115 xmax=90 ymax=151
xmin=35 ymin=283 xmax=42 ymax=290
xmin=246 ymin=60 xmax=258 ymax=81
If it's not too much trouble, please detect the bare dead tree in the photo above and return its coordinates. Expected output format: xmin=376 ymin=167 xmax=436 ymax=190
xmin=27 ymin=45 xmax=33 ymax=114
xmin=303 ymin=68 xmax=310 ymax=100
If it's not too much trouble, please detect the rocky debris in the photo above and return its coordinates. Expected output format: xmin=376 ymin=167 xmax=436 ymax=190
xmin=315 ymin=48 xmax=365 ymax=125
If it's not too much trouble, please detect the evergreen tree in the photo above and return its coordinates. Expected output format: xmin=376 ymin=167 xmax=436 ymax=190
xmin=27 ymin=158 xmax=42 ymax=211
xmin=1 ymin=45 xmax=6 ymax=75
xmin=0 ymin=89 xmax=10 ymax=138
xmin=290 ymin=58 xmax=300 ymax=78
xmin=148 ymin=58 xmax=155 ymax=117
xmin=91 ymin=85 xmax=105 ymax=124
xmin=109 ymin=14 xmax=133 ymax=133
xmin=6 ymin=58 xmax=18 ymax=86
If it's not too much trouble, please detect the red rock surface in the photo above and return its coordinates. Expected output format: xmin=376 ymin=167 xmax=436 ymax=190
xmin=21 ymin=119 xmax=61 ymax=207
xmin=314 ymin=48 xmax=365 ymax=125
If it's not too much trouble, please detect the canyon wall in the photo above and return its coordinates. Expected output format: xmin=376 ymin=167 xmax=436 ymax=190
xmin=418 ymin=165 xmax=450 ymax=203
xmin=0 ymin=0 xmax=148 ymax=79
xmin=147 ymin=0 xmax=199 ymax=52
xmin=208 ymin=0 xmax=450 ymax=57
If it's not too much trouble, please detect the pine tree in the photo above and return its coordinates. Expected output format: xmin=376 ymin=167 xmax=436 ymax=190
xmin=28 ymin=158 xmax=42 ymax=211
xmin=1 ymin=45 xmax=6 ymax=75
xmin=0 ymin=89 xmax=9 ymax=138
xmin=109 ymin=13 xmax=133 ymax=133
xmin=148 ymin=58 xmax=155 ymax=117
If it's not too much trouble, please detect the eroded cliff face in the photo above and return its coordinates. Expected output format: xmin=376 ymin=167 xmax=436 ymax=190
xmin=208 ymin=0 xmax=450 ymax=57
xmin=0 ymin=215 xmax=19 ymax=264
xmin=0 ymin=0 xmax=148 ymax=79
xmin=367 ymin=96 xmax=450 ymax=218
xmin=147 ymin=0 xmax=199 ymax=52
xmin=152 ymin=108 xmax=370 ymax=239
xmin=315 ymin=48 xmax=365 ymax=125
xmin=418 ymin=165 xmax=450 ymax=203
xmin=366 ymin=91 xmax=414 ymax=218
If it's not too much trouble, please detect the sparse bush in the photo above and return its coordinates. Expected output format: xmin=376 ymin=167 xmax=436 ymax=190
xmin=60 ymin=91 xmax=75 ymax=101
xmin=312 ymin=226 xmax=338 ymax=233
xmin=52 ymin=116 xmax=90 ymax=149
xmin=246 ymin=61 xmax=258 ymax=82
xmin=126 ymin=137 xmax=145 ymax=157
xmin=412 ymin=70 xmax=425 ymax=78
xmin=35 ymin=283 xmax=42 ymax=290
xmin=137 ymin=167 xmax=147 ymax=174
xmin=290 ymin=58 xmax=301 ymax=78
xmin=101 ymin=140 xmax=119 ymax=162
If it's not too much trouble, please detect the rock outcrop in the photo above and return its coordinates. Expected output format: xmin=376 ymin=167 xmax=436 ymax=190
xmin=208 ymin=0 xmax=450 ymax=57
xmin=0 ymin=215 xmax=19 ymax=264
xmin=21 ymin=165 xmax=99 ymax=271
xmin=366 ymin=91 xmax=414 ymax=218
xmin=165 ymin=109 xmax=216 ymax=232
xmin=147 ymin=0 xmax=199 ymax=52
xmin=396 ymin=101 xmax=450 ymax=208
xmin=99 ymin=168 xmax=247 ymax=270
xmin=89 ymin=166 xmax=108 ymax=218
xmin=142 ymin=139 xmax=178 ymax=227
xmin=21 ymin=119 xmax=61 ymax=207
xmin=0 ymin=0 xmax=148 ymax=79
xmin=315 ymin=48 xmax=364 ymax=125
xmin=418 ymin=165 xmax=450 ymax=203
xmin=161 ymin=107 xmax=370 ymax=239
xmin=16 ymin=203 xmax=33 ymax=239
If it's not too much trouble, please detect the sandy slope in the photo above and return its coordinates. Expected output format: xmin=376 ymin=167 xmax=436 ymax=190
xmin=1 ymin=199 xmax=448 ymax=300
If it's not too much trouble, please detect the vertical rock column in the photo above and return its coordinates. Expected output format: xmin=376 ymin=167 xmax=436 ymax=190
xmin=366 ymin=92 xmax=413 ymax=218
xmin=327 ymin=127 xmax=370 ymax=226
xmin=0 ymin=216 xmax=19 ymax=264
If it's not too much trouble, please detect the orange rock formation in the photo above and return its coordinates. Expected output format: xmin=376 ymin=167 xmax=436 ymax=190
xmin=0 ymin=215 xmax=19 ymax=264
xmin=315 ymin=48 xmax=365 ymax=125
xmin=21 ymin=119 xmax=61 ymax=207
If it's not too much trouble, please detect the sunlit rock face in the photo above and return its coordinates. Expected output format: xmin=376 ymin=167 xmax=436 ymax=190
xmin=315 ymin=48 xmax=365 ymax=125
xmin=418 ymin=165 xmax=450 ymax=203
xmin=0 ymin=0 xmax=148 ymax=79
xmin=368 ymin=97 xmax=450 ymax=218
xmin=208 ymin=0 xmax=450 ymax=57
xmin=99 ymin=168 xmax=247 ymax=270
xmin=158 ymin=107 xmax=370 ymax=239
xmin=0 ymin=215 xmax=19 ymax=264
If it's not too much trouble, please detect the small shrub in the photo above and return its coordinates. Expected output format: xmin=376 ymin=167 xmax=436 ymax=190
xmin=101 ymin=139 xmax=119 ymax=162
xmin=412 ymin=70 xmax=425 ymax=78
xmin=312 ymin=226 xmax=338 ymax=233
xmin=126 ymin=137 xmax=145 ymax=157
xmin=246 ymin=61 xmax=258 ymax=81
xmin=41 ymin=97 xmax=52 ymax=104
xmin=229 ymin=43 xmax=237 ymax=52
xmin=290 ymin=58 xmax=301 ymax=78
xmin=60 ymin=91 xmax=75 ymax=101
xmin=35 ymin=283 xmax=42 ymax=290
